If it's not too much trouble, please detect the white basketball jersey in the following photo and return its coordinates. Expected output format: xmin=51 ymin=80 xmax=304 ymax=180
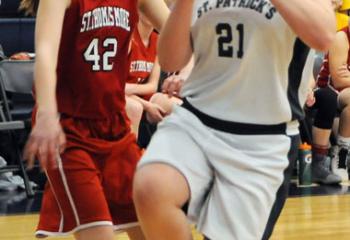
xmin=181 ymin=0 xmax=315 ymax=124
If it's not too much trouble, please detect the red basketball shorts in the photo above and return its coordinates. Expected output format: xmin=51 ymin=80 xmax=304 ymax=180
xmin=35 ymin=113 xmax=142 ymax=237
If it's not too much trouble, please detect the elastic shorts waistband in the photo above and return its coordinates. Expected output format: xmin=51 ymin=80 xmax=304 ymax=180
xmin=181 ymin=98 xmax=289 ymax=135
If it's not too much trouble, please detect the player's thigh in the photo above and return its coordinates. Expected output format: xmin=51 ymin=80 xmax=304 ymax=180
xmin=134 ymin=163 xmax=190 ymax=208
xmin=74 ymin=225 xmax=114 ymax=240
xmin=197 ymin=133 xmax=296 ymax=239
xmin=44 ymin=148 xmax=111 ymax=228
xmin=137 ymin=123 xmax=213 ymax=214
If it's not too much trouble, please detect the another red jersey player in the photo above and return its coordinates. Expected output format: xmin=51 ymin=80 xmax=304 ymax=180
xmin=21 ymin=0 xmax=169 ymax=240
xmin=125 ymin=12 xmax=165 ymax=135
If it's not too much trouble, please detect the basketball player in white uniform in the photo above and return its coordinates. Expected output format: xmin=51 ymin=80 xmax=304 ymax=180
xmin=133 ymin=1 xmax=336 ymax=239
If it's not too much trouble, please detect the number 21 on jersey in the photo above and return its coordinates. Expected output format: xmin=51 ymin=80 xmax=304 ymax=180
xmin=216 ymin=23 xmax=244 ymax=59
xmin=84 ymin=38 xmax=118 ymax=71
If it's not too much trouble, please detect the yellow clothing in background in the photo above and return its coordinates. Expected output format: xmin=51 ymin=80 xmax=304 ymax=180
xmin=336 ymin=12 xmax=349 ymax=31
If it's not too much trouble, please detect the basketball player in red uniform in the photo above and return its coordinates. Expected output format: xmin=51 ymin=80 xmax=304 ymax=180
xmin=21 ymin=0 xmax=169 ymax=239
xmin=125 ymin=13 xmax=164 ymax=135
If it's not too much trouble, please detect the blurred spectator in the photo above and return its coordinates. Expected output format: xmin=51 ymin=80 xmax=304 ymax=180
xmin=328 ymin=19 xmax=350 ymax=180
xmin=306 ymin=0 xmax=346 ymax=184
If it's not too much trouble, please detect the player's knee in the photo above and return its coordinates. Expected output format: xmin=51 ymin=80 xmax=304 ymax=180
xmin=131 ymin=101 xmax=144 ymax=117
xmin=126 ymin=98 xmax=144 ymax=123
xmin=342 ymin=105 xmax=350 ymax=118
xmin=133 ymin=165 xmax=165 ymax=210
xmin=149 ymin=92 xmax=165 ymax=105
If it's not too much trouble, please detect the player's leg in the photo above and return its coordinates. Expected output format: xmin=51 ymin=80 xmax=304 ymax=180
xmin=311 ymin=87 xmax=341 ymax=184
xmin=333 ymin=88 xmax=350 ymax=179
xmin=36 ymin=147 xmax=115 ymax=240
xmin=125 ymin=95 xmax=144 ymax=135
xmin=338 ymin=89 xmax=350 ymax=137
xmin=126 ymin=226 xmax=146 ymax=240
xmin=101 ymin=131 xmax=144 ymax=239
xmin=133 ymin=163 xmax=192 ymax=240
xmin=74 ymin=226 xmax=114 ymax=240
xmin=133 ymin=113 xmax=213 ymax=240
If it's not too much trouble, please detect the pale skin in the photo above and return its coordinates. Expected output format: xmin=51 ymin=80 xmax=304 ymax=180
xmin=329 ymin=27 xmax=350 ymax=138
xmin=133 ymin=1 xmax=336 ymax=240
xmin=23 ymin=0 xmax=169 ymax=239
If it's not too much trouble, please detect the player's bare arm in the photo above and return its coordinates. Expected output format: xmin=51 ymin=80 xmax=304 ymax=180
xmin=329 ymin=31 xmax=350 ymax=89
xmin=138 ymin=0 xmax=170 ymax=32
xmin=158 ymin=0 xmax=194 ymax=72
xmin=271 ymin=0 xmax=335 ymax=51
xmin=23 ymin=0 xmax=70 ymax=169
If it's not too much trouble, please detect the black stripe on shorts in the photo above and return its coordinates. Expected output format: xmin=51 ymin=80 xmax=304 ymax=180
xmin=181 ymin=98 xmax=287 ymax=135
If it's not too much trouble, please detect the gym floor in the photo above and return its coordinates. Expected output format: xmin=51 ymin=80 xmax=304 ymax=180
xmin=0 ymin=180 xmax=349 ymax=239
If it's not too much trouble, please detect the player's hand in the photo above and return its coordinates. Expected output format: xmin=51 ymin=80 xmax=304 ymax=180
xmin=23 ymin=111 xmax=66 ymax=170
xmin=305 ymin=89 xmax=315 ymax=107
xmin=145 ymin=102 xmax=166 ymax=123
xmin=336 ymin=64 xmax=350 ymax=78
xmin=162 ymin=75 xmax=184 ymax=98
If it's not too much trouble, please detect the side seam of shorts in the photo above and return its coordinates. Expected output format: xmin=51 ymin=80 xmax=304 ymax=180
xmin=261 ymin=134 xmax=300 ymax=240
xmin=36 ymin=155 xmax=114 ymax=238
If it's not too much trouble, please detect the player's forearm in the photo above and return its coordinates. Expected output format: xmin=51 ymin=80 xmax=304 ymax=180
xmin=271 ymin=0 xmax=335 ymax=51
xmin=126 ymin=83 xmax=157 ymax=96
xmin=158 ymin=0 xmax=194 ymax=72
xmin=34 ymin=49 xmax=58 ymax=114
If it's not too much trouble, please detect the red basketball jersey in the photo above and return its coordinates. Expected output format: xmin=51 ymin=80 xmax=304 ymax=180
xmin=126 ymin=28 xmax=158 ymax=84
xmin=56 ymin=0 xmax=138 ymax=119
xmin=317 ymin=27 xmax=350 ymax=91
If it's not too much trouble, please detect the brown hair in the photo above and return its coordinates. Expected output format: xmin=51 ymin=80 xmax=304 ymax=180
xmin=19 ymin=0 xmax=39 ymax=16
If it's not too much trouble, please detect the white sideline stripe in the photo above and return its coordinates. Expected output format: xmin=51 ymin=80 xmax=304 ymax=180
xmin=44 ymin=169 xmax=64 ymax=232
xmin=35 ymin=221 xmax=113 ymax=237
xmin=57 ymin=155 xmax=81 ymax=226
